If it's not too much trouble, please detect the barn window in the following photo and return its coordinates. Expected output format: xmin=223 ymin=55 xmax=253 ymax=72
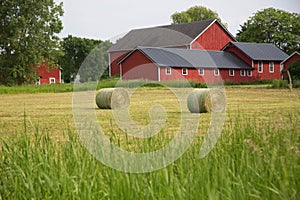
xmin=36 ymin=77 xmax=41 ymax=85
xmin=247 ymin=70 xmax=252 ymax=77
xmin=269 ymin=62 xmax=274 ymax=73
xmin=182 ymin=68 xmax=188 ymax=75
xmin=258 ymin=61 xmax=263 ymax=73
xmin=50 ymin=78 xmax=56 ymax=84
xmin=165 ymin=67 xmax=171 ymax=75
xmin=229 ymin=69 xmax=235 ymax=76
xmin=199 ymin=68 xmax=204 ymax=76
xmin=240 ymin=70 xmax=246 ymax=77
xmin=214 ymin=69 xmax=219 ymax=76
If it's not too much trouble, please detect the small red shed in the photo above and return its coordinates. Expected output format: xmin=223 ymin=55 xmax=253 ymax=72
xmin=35 ymin=62 xmax=62 ymax=85
xmin=280 ymin=51 xmax=300 ymax=78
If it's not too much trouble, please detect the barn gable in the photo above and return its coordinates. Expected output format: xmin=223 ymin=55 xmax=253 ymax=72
xmin=109 ymin=19 xmax=235 ymax=52
xmin=281 ymin=51 xmax=300 ymax=67
xmin=280 ymin=51 xmax=300 ymax=78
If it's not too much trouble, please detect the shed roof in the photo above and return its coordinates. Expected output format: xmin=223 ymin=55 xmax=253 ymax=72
xmin=108 ymin=19 xmax=235 ymax=52
xmin=120 ymin=46 xmax=251 ymax=69
xmin=223 ymin=42 xmax=289 ymax=61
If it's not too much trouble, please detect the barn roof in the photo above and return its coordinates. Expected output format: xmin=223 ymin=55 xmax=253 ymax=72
xmin=222 ymin=42 xmax=289 ymax=61
xmin=108 ymin=19 xmax=236 ymax=52
xmin=120 ymin=46 xmax=251 ymax=69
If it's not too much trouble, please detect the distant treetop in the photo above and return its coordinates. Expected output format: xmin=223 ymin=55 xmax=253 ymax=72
xmin=171 ymin=6 xmax=226 ymax=27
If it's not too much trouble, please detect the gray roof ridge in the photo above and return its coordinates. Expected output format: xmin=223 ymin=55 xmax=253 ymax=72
xmin=137 ymin=46 xmax=226 ymax=53
xmin=129 ymin=19 xmax=216 ymax=31
xmin=232 ymin=41 xmax=278 ymax=47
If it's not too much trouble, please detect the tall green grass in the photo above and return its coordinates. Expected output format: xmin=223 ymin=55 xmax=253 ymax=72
xmin=1 ymin=113 xmax=299 ymax=199
xmin=0 ymin=78 xmax=209 ymax=94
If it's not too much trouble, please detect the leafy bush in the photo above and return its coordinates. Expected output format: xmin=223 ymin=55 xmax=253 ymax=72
xmin=293 ymin=80 xmax=300 ymax=88
xmin=288 ymin=60 xmax=300 ymax=81
xmin=271 ymin=79 xmax=289 ymax=88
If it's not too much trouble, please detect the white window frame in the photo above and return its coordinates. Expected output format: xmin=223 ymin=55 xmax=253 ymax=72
xmin=258 ymin=61 xmax=263 ymax=73
xmin=269 ymin=62 xmax=274 ymax=73
xmin=165 ymin=67 xmax=171 ymax=75
xmin=49 ymin=78 xmax=56 ymax=84
xmin=229 ymin=69 xmax=235 ymax=77
xmin=214 ymin=69 xmax=220 ymax=76
xmin=280 ymin=63 xmax=284 ymax=72
xmin=36 ymin=78 xmax=41 ymax=85
xmin=182 ymin=68 xmax=188 ymax=76
xmin=247 ymin=70 xmax=252 ymax=77
xmin=240 ymin=69 xmax=246 ymax=77
xmin=199 ymin=68 xmax=204 ymax=76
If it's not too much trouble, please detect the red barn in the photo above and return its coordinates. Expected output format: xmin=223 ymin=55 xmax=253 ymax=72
xmin=222 ymin=42 xmax=288 ymax=81
xmin=280 ymin=51 xmax=300 ymax=78
xmin=35 ymin=62 xmax=62 ymax=85
xmin=119 ymin=46 xmax=253 ymax=84
xmin=108 ymin=19 xmax=236 ymax=77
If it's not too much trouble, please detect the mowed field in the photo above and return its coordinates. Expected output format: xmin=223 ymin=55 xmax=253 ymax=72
xmin=0 ymin=87 xmax=300 ymax=199
xmin=1 ymin=87 xmax=299 ymax=136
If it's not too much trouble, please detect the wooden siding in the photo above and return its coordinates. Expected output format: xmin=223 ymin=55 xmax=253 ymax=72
xmin=160 ymin=67 xmax=255 ymax=84
xmin=121 ymin=50 xmax=158 ymax=81
xmin=223 ymin=45 xmax=253 ymax=66
xmin=252 ymin=61 xmax=282 ymax=80
xmin=109 ymin=51 xmax=130 ymax=77
xmin=224 ymin=45 xmax=282 ymax=81
xmin=36 ymin=64 xmax=61 ymax=85
xmin=191 ymin=22 xmax=234 ymax=51
xmin=282 ymin=53 xmax=300 ymax=70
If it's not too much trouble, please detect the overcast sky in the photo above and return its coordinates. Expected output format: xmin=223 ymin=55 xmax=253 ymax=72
xmin=54 ymin=0 xmax=300 ymax=41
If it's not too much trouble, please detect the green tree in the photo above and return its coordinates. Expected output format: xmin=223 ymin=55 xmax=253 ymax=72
xmin=0 ymin=0 xmax=63 ymax=85
xmin=288 ymin=60 xmax=300 ymax=81
xmin=171 ymin=6 xmax=224 ymax=25
xmin=236 ymin=8 xmax=300 ymax=55
xmin=59 ymin=35 xmax=112 ymax=83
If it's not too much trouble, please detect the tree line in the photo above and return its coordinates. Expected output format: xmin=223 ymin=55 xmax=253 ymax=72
xmin=0 ymin=1 xmax=299 ymax=85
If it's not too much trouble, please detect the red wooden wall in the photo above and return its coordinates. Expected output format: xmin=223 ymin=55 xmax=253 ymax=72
xmin=36 ymin=63 xmax=61 ymax=85
xmin=281 ymin=53 xmax=300 ymax=79
xmin=191 ymin=22 xmax=235 ymax=51
xmin=121 ymin=50 xmax=159 ymax=81
xmin=109 ymin=51 xmax=130 ymax=77
xmin=282 ymin=53 xmax=300 ymax=71
xmin=160 ymin=67 xmax=254 ymax=84
xmin=224 ymin=45 xmax=282 ymax=81
xmin=223 ymin=45 xmax=252 ymax=66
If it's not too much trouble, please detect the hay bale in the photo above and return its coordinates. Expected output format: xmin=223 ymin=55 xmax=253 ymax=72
xmin=187 ymin=88 xmax=226 ymax=113
xmin=95 ymin=88 xmax=129 ymax=109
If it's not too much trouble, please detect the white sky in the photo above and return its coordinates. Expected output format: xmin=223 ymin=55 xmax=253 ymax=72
xmin=54 ymin=0 xmax=300 ymax=41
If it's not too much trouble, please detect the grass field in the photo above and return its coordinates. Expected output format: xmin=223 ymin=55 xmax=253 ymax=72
xmin=0 ymin=87 xmax=300 ymax=199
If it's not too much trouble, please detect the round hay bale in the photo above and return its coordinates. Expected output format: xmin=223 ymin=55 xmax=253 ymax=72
xmin=95 ymin=88 xmax=130 ymax=109
xmin=187 ymin=88 xmax=226 ymax=113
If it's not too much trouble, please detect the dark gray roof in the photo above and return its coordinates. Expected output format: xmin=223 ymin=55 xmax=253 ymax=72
xmin=224 ymin=42 xmax=289 ymax=61
xmin=120 ymin=46 xmax=251 ymax=69
xmin=108 ymin=19 xmax=235 ymax=52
